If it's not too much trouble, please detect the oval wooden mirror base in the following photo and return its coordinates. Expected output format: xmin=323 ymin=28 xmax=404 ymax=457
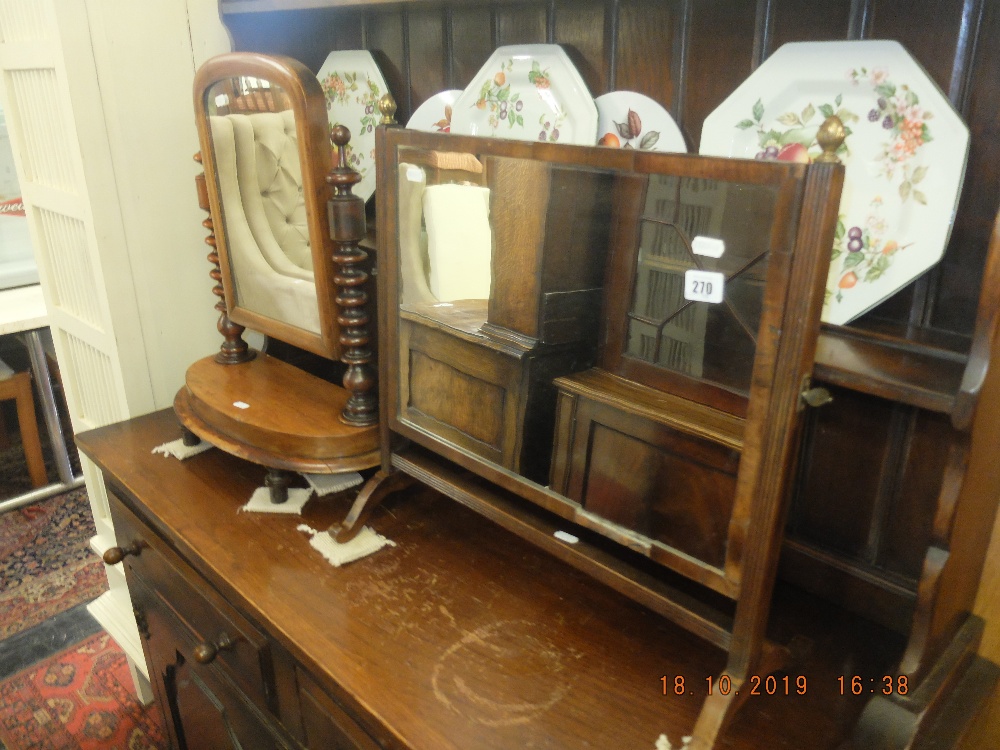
xmin=174 ymin=352 xmax=379 ymax=478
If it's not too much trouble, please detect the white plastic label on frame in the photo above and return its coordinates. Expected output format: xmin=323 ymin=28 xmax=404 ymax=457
xmin=684 ymin=269 xmax=725 ymax=304
xmin=692 ymin=235 xmax=725 ymax=258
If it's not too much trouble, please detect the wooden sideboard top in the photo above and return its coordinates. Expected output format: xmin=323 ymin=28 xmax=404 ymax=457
xmin=78 ymin=409 xmax=906 ymax=749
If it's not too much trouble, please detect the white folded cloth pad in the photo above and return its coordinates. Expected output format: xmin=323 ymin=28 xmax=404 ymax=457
xmin=241 ymin=486 xmax=313 ymax=514
xmin=297 ymin=523 xmax=396 ymax=567
xmin=302 ymin=471 xmax=364 ymax=496
xmin=152 ymin=438 xmax=214 ymax=460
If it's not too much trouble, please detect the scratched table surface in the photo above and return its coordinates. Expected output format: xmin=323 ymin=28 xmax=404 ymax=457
xmin=78 ymin=409 xmax=905 ymax=750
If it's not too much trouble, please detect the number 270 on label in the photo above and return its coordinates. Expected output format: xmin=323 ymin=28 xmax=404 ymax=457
xmin=684 ymin=270 xmax=725 ymax=304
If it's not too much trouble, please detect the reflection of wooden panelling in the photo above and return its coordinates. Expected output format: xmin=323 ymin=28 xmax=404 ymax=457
xmin=552 ymin=370 xmax=742 ymax=572
xmin=539 ymin=288 xmax=602 ymax=345
xmin=583 ymin=418 xmax=738 ymax=569
xmin=409 ymin=350 xmax=504 ymax=449
xmin=400 ymin=318 xmax=517 ymax=465
xmin=488 ymin=158 xmax=550 ymax=338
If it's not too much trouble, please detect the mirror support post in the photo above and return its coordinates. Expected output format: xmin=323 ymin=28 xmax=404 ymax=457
xmin=327 ymin=127 xmax=377 ymax=426
xmin=194 ymin=152 xmax=254 ymax=365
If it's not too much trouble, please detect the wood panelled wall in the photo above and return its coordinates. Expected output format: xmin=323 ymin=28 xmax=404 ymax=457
xmin=221 ymin=0 xmax=1000 ymax=642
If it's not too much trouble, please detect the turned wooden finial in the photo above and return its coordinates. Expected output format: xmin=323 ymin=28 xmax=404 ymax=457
xmin=326 ymin=128 xmax=377 ymax=427
xmin=378 ymin=93 xmax=397 ymax=125
xmin=194 ymin=151 xmax=254 ymax=365
xmin=815 ymin=115 xmax=847 ymax=164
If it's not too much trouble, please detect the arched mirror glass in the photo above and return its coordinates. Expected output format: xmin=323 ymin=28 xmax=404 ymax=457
xmin=194 ymin=54 xmax=341 ymax=360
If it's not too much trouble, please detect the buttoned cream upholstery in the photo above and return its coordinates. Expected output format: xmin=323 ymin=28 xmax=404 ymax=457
xmin=210 ymin=109 xmax=320 ymax=334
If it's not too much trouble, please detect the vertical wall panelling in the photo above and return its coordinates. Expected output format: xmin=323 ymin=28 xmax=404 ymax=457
xmin=769 ymin=0 xmax=852 ymax=48
xmin=365 ymin=10 xmax=406 ymax=120
xmin=495 ymin=3 xmax=547 ymax=46
xmin=403 ymin=6 xmax=448 ymax=118
xmin=613 ymin=0 xmax=677 ymax=108
xmin=751 ymin=0 xmax=775 ymax=69
xmin=681 ymin=0 xmax=756 ymax=151
xmin=448 ymin=5 xmax=497 ymax=92
xmin=606 ymin=0 xmax=619 ymax=90
xmin=848 ymin=0 xmax=874 ymax=39
xmin=931 ymin=0 xmax=988 ymax=334
xmin=552 ymin=0 xmax=607 ymax=96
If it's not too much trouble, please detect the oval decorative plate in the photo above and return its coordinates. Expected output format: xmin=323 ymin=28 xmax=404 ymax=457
xmin=451 ymin=44 xmax=598 ymax=145
xmin=407 ymin=90 xmax=462 ymax=133
xmin=317 ymin=50 xmax=391 ymax=202
xmin=700 ymin=40 xmax=969 ymax=325
xmin=595 ymin=91 xmax=687 ymax=152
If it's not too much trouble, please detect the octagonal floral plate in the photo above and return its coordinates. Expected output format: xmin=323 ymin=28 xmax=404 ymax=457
xmin=700 ymin=40 xmax=969 ymax=325
xmin=317 ymin=50 xmax=390 ymax=202
xmin=451 ymin=44 xmax=597 ymax=145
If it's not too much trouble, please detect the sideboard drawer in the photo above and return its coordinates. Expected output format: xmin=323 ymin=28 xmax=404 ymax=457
xmin=296 ymin=667 xmax=384 ymax=750
xmin=107 ymin=489 xmax=276 ymax=716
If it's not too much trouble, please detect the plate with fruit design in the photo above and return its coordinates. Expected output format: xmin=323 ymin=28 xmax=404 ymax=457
xmin=700 ymin=40 xmax=969 ymax=325
xmin=451 ymin=44 xmax=597 ymax=145
xmin=596 ymin=91 xmax=686 ymax=152
xmin=317 ymin=50 xmax=390 ymax=202
xmin=407 ymin=90 xmax=462 ymax=133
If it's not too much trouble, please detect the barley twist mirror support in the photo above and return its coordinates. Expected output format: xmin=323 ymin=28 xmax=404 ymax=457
xmin=174 ymin=53 xmax=380 ymax=501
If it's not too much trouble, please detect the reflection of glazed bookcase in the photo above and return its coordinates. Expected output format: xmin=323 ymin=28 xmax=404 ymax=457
xmin=627 ymin=175 xmax=722 ymax=377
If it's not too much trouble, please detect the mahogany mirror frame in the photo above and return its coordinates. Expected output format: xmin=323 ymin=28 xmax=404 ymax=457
xmin=193 ymin=52 xmax=341 ymax=360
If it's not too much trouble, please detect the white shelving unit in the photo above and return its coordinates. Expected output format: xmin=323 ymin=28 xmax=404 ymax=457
xmin=0 ymin=0 xmax=231 ymax=698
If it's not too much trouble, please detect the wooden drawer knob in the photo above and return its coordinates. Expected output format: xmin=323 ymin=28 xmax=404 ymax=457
xmin=193 ymin=632 xmax=238 ymax=664
xmin=102 ymin=541 xmax=145 ymax=565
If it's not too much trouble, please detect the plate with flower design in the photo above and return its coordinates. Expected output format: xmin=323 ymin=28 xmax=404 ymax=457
xmin=700 ymin=40 xmax=969 ymax=325
xmin=451 ymin=45 xmax=597 ymax=145
xmin=407 ymin=90 xmax=462 ymax=133
xmin=596 ymin=91 xmax=687 ymax=152
xmin=317 ymin=50 xmax=391 ymax=202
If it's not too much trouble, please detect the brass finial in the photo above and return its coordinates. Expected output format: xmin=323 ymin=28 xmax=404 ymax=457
xmin=815 ymin=115 xmax=846 ymax=164
xmin=378 ymin=93 xmax=397 ymax=125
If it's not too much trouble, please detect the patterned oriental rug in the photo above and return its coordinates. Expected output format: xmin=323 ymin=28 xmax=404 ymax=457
xmin=0 ymin=630 xmax=166 ymax=749
xmin=0 ymin=488 xmax=108 ymax=639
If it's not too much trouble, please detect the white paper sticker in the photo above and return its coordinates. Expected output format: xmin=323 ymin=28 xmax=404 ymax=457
xmin=684 ymin=270 xmax=725 ymax=304
xmin=233 ymin=401 xmax=250 ymax=410
xmin=406 ymin=165 xmax=424 ymax=182
xmin=692 ymin=235 xmax=725 ymax=258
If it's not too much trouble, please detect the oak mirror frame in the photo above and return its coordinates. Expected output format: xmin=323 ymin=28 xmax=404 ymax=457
xmin=194 ymin=53 xmax=341 ymax=360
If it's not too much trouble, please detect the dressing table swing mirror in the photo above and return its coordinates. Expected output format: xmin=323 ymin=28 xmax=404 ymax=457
xmin=337 ymin=122 xmax=845 ymax=747
xmin=175 ymin=52 xmax=379 ymax=502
